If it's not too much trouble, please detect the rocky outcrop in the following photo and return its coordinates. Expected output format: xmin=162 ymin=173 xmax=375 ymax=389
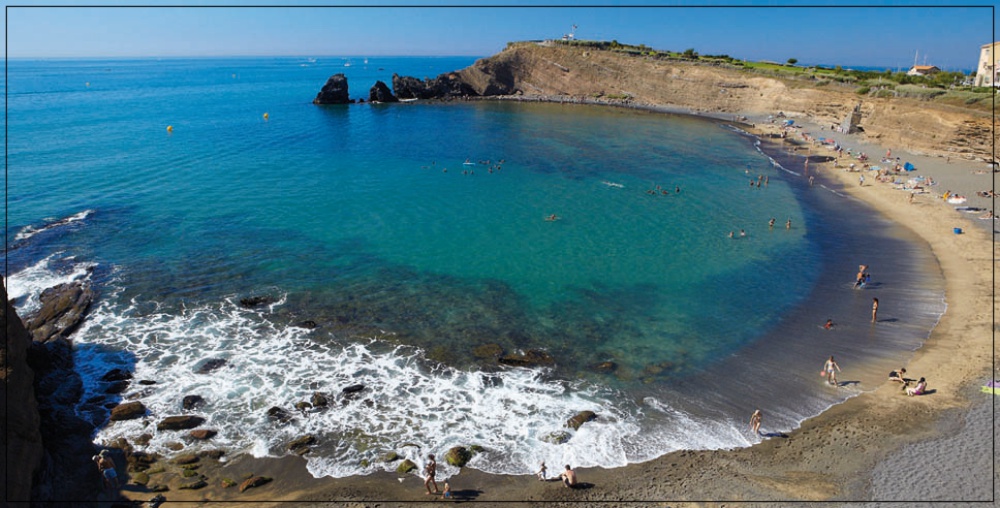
xmin=24 ymin=281 xmax=93 ymax=343
xmin=391 ymin=72 xmax=477 ymax=100
xmin=369 ymin=80 xmax=398 ymax=103
xmin=2 ymin=282 xmax=44 ymax=502
xmin=313 ymin=73 xmax=353 ymax=104
xmin=444 ymin=445 xmax=474 ymax=467
xmin=157 ymin=415 xmax=206 ymax=431
xmin=110 ymin=401 xmax=147 ymax=421
xmin=566 ymin=410 xmax=597 ymax=430
xmin=498 ymin=349 xmax=555 ymax=367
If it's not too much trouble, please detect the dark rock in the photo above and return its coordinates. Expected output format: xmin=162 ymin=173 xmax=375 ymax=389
xmin=104 ymin=380 xmax=130 ymax=394
xmin=182 ymin=395 xmax=205 ymax=411
xmin=391 ymin=72 xmax=478 ymax=101
xmin=189 ymin=429 xmax=217 ymax=440
xmin=444 ymin=446 xmax=473 ymax=467
xmin=287 ymin=434 xmax=316 ymax=454
xmin=132 ymin=471 xmax=150 ymax=486
xmin=109 ymin=401 xmax=146 ymax=421
xmin=294 ymin=401 xmax=312 ymax=412
xmin=313 ymin=73 xmax=353 ymax=104
xmin=148 ymin=483 xmax=169 ymax=492
xmin=101 ymin=368 xmax=133 ymax=382
xmin=125 ymin=387 xmax=154 ymax=400
xmin=165 ymin=442 xmax=184 ymax=451
xmin=566 ymin=410 xmax=597 ymax=430
xmin=381 ymin=451 xmax=399 ymax=462
xmin=498 ymin=349 xmax=555 ymax=367
xmin=297 ymin=320 xmax=317 ymax=329
xmin=157 ymin=415 xmax=205 ymax=431
xmin=368 ymin=80 xmax=398 ymax=103
xmin=134 ymin=433 xmax=153 ymax=446
xmin=239 ymin=295 xmax=274 ymax=308
xmin=194 ymin=358 xmax=226 ymax=374
xmin=310 ymin=392 xmax=329 ymax=407
xmin=239 ymin=476 xmax=272 ymax=493
xmin=342 ymin=383 xmax=365 ymax=394
xmin=138 ymin=379 xmax=157 ymax=385
xmin=24 ymin=281 xmax=94 ymax=343
xmin=267 ymin=406 xmax=294 ymax=424
xmin=396 ymin=459 xmax=417 ymax=474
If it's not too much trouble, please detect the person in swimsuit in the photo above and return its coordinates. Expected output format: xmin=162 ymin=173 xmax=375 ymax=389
xmin=906 ymin=377 xmax=927 ymax=396
xmin=872 ymin=298 xmax=879 ymax=323
xmin=749 ymin=409 xmax=763 ymax=435
xmin=824 ymin=356 xmax=841 ymax=387
xmin=889 ymin=368 xmax=906 ymax=384
xmin=824 ymin=319 xmax=834 ymax=330
xmin=424 ymin=454 xmax=439 ymax=495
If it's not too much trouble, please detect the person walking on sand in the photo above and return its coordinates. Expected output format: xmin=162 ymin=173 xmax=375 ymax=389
xmin=823 ymin=356 xmax=841 ymax=386
xmin=423 ymin=454 xmax=439 ymax=495
xmin=560 ymin=465 xmax=578 ymax=488
xmin=872 ymin=297 xmax=879 ymax=323
xmin=537 ymin=461 xmax=548 ymax=481
xmin=749 ymin=409 xmax=763 ymax=435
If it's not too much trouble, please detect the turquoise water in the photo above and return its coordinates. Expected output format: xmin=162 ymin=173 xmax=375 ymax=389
xmin=4 ymin=57 xmax=944 ymax=480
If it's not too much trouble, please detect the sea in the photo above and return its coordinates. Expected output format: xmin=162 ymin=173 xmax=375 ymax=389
xmin=3 ymin=56 xmax=946 ymax=479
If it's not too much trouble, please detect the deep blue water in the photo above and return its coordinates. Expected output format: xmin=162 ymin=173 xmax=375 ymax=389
xmin=3 ymin=57 xmax=945 ymax=479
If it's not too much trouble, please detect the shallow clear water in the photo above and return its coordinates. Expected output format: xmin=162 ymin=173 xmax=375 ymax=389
xmin=4 ymin=57 xmax=945 ymax=478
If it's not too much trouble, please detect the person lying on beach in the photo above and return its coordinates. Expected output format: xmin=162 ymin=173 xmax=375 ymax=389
xmin=889 ymin=368 xmax=906 ymax=384
xmin=560 ymin=465 xmax=577 ymax=488
xmin=906 ymin=377 xmax=927 ymax=396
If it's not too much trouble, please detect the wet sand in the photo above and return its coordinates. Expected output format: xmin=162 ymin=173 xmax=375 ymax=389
xmin=117 ymin=107 xmax=997 ymax=507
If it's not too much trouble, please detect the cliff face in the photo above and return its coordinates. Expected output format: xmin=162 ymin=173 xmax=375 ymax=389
xmin=451 ymin=44 xmax=994 ymax=161
xmin=2 ymin=281 xmax=44 ymax=502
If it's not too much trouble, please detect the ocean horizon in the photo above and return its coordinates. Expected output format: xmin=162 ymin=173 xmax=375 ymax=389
xmin=3 ymin=56 xmax=946 ymax=479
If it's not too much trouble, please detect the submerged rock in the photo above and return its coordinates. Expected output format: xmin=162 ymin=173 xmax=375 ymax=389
xmin=194 ymin=358 xmax=227 ymax=374
xmin=182 ymin=395 xmax=205 ymax=411
xmin=189 ymin=429 xmax=217 ymax=440
xmin=239 ymin=295 xmax=274 ymax=308
xmin=266 ymin=406 xmax=294 ymax=424
xmin=541 ymin=431 xmax=571 ymax=445
xmin=310 ymin=392 xmax=329 ymax=408
xmin=498 ymin=349 xmax=555 ymax=367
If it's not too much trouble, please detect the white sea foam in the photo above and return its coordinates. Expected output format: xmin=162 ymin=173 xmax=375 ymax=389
xmin=6 ymin=254 xmax=97 ymax=315
xmin=68 ymin=284 xmax=756 ymax=479
xmin=14 ymin=209 xmax=94 ymax=243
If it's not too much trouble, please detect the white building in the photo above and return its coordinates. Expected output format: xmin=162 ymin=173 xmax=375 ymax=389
xmin=974 ymin=42 xmax=1000 ymax=87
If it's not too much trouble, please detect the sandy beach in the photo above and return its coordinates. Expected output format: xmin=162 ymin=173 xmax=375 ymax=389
xmin=115 ymin=104 xmax=997 ymax=507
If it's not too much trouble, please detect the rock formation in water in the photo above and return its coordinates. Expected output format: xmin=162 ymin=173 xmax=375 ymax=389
xmin=313 ymin=73 xmax=353 ymax=104
xmin=368 ymin=80 xmax=398 ymax=103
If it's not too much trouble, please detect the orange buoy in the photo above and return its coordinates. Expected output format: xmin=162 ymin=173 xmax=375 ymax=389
xmin=263 ymin=112 xmax=269 ymax=120
xmin=166 ymin=125 xmax=173 ymax=133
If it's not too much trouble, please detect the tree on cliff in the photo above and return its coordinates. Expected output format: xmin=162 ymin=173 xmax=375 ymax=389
xmin=787 ymin=58 xmax=798 ymax=66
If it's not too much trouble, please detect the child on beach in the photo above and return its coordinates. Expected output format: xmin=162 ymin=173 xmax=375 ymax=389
xmin=537 ymin=461 xmax=547 ymax=481
xmin=443 ymin=481 xmax=452 ymax=499
xmin=823 ymin=356 xmax=841 ymax=387
xmin=906 ymin=377 xmax=927 ymax=396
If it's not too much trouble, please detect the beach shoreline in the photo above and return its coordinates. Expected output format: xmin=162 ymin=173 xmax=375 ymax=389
xmin=115 ymin=98 xmax=996 ymax=506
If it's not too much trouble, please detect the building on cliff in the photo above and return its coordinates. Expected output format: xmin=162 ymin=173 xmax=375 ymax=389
xmin=974 ymin=41 xmax=1000 ymax=87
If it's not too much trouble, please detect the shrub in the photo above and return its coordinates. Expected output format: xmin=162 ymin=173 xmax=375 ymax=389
xmin=855 ymin=86 xmax=871 ymax=95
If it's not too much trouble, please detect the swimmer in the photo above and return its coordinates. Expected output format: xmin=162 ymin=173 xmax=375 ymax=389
xmin=824 ymin=319 xmax=834 ymax=329
xmin=728 ymin=231 xmax=735 ymax=239
xmin=785 ymin=218 xmax=792 ymax=229
xmin=545 ymin=214 xmax=560 ymax=222
xmin=739 ymin=229 xmax=746 ymax=238
xmin=768 ymin=218 xmax=776 ymax=228
xmin=809 ymin=176 xmax=815 ymax=186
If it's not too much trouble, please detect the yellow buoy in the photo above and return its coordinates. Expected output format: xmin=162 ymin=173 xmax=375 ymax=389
xmin=166 ymin=125 xmax=173 ymax=133
xmin=263 ymin=112 xmax=269 ymax=120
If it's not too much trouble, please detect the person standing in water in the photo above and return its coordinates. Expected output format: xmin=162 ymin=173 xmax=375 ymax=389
xmin=823 ymin=356 xmax=842 ymax=386
xmin=749 ymin=409 xmax=763 ymax=435
xmin=872 ymin=298 xmax=879 ymax=323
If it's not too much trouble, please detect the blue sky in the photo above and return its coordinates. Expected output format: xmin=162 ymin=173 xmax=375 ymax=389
xmin=3 ymin=1 xmax=994 ymax=70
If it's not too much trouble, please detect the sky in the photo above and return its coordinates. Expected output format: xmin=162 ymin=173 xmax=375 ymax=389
xmin=2 ymin=1 xmax=995 ymax=70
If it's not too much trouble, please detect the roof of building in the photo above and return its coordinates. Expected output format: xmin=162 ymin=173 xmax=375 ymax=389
xmin=911 ymin=65 xmax=940 ymax=70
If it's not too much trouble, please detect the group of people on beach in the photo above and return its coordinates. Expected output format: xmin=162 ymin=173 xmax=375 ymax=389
xmin=889 ymin=368 xmax=929 ymax=396
xmin=420 ymin=454 xmax=579 ymax=498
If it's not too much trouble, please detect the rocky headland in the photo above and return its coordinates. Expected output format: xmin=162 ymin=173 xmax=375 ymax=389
xmin=316 ymin=41 xmax=995 ymax=162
